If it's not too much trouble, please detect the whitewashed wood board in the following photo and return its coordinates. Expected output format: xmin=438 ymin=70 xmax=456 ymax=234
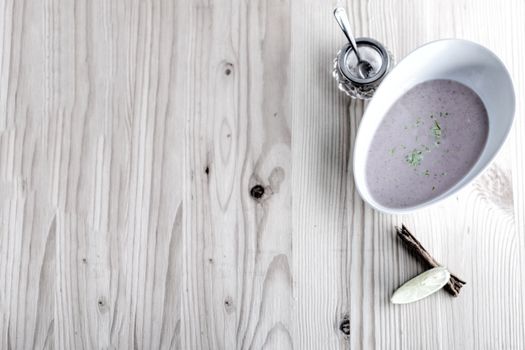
xmin=0 ymin=0 xmax=523 ymax=349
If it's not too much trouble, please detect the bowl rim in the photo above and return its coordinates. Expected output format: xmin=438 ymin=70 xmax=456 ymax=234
xmin=352 ymin=38 xmax=516 ymax=215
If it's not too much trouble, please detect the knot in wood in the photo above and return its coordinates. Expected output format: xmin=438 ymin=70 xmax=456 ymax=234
xmin=223 ymin=62 xmax=233 ymax=76
xmin=339 ymin=317 xmax=350 ymax=336
xmin=250 ymin=185 xmax=265 ymax=199
xmin=224 ymin=296 xmax=234 ymax=313
xmin=97 ymin=297 xmax=109 ymax=314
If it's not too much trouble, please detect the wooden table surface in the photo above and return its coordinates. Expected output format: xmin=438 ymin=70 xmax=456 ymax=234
xmin=1 ymin=0 xmax=524 ymax=349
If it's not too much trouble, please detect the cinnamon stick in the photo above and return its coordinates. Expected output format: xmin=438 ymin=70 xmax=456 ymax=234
xmin=396 ymin=224 xmax=466 ymax=297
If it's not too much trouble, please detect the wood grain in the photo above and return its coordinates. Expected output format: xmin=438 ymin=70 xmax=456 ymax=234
xmin=0 ymin=0 xmax=524 ymax=349
xmin=182 ymin=0 xmax=293 ymax=348
xmin=0 ymin=0 xmax=184 ymax=348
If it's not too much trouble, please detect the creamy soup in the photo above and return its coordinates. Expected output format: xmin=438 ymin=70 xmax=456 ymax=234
xmin=365 ymin=79 xmax=489 ymax=208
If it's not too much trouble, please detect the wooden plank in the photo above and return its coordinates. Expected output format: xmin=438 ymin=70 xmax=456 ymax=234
xmin=181 ymin=0 xmax=293 ymax=348
xmin=290 ymin=0 xmax=525 ymax=349
xmin=290 ymin=1 xmax=353 ymax=348
xmin=53 ymin=0 xmax=185 ymax=348
xmin=0 ymin=0 xmax=185 ymax=348
xmin=0 ymin=0 xmax=56 ymax=348
xmin=365 ymin=1 xmax=525 ymax=349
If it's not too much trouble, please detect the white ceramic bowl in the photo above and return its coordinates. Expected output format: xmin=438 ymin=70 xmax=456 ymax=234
xmin=353 ymin=39 xmax=515 ymax=214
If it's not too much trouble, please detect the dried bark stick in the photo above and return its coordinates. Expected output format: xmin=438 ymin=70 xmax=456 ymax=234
xmin=396 ymin=224 xmax=466 ymax=297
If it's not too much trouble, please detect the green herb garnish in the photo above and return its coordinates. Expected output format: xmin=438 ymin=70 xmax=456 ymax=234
xmin=405 ymin=149 xmax=424 ymax=167
xmin=389 ymin=147 xmax=396 ymax=156
xmin=431 ymin=120 xmax=442 ymax=140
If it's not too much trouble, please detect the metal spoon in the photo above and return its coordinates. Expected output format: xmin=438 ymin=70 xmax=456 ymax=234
xmin=333 ymin=7 xmax=373 ymax=79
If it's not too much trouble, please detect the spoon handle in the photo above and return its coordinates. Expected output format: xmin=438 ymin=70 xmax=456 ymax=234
xmin=333 ymin=7 xmax=362 ymax=61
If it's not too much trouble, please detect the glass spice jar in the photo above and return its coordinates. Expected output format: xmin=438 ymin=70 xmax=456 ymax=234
xmin=333 ymin=37 xmax=393 ymax=100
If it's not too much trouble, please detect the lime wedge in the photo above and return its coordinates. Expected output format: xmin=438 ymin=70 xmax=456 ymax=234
xmin=391 ymin=266 xmax=450 ymax=304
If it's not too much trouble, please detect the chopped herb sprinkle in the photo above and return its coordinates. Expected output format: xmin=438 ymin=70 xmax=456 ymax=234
xmin=405 ymin=149 xmax=424 ymax=167
xmin=431 ymin=120 xmax=442 ymax=140
xmin=399 ymin=112 xmax=449 ymax=171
